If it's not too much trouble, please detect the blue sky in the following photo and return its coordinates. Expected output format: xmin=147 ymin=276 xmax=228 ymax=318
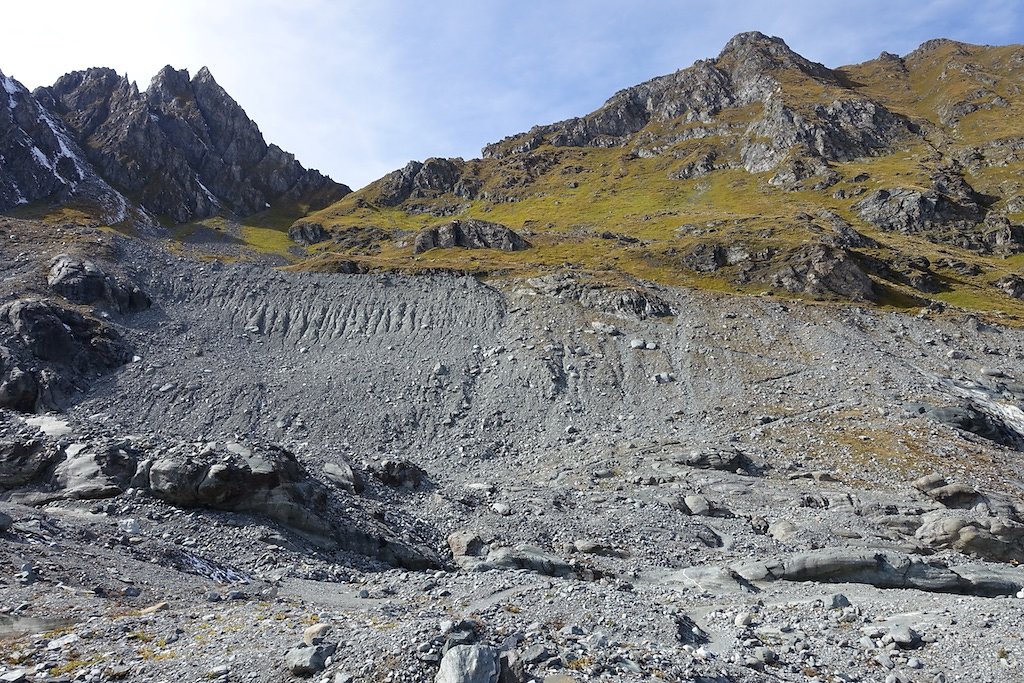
xmin=2 ymin=1 xmax=1022 ymax=188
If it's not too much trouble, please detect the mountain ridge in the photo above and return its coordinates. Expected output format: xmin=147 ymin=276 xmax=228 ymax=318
xmin=289 ymin=32 xmax=1024 ymax=320
xmin=1 ymin=64 xmax=349 ymax=227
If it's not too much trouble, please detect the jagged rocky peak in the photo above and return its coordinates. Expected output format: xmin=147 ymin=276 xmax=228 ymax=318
xmin=480 ymin=31 xmax=883 ymax=162
xmin=715 ymin=31 xmax=838 ymax=84
xmin=35 ymin=64 xmax=350 ymax=223
xmin=0 ymin=68 xmax=126 ymax=216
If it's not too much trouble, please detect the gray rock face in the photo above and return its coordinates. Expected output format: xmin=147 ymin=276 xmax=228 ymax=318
xmin=525 ymin=273 xmax=674 ymax=319
xmin=413 ymin=219 xmax=530 ymax=254
xmin=0 ymin=431 xmax=438 ymax=569
xmin=34 ymin=66 xmax=350 ymax=223
xmin=435 ymin=645 xmax=500 ymax=683
xmin=0 ymin=299 xmax=132 ymax=412
xmin=370 ymin=458 xmax=426 ymax=489
xmin=854 ymin=173 xmax=990 ymax=248
xmin=47 ymin=255 xmax=150 ymax=313
xmin=322 ymin=461 xmax=363 ymax=493
xmin=769 ymin=243 xmax=876 ymax=301
xmin=674 ymin=446 xmax=752 ymax=472
xmin=995 ymin=274 xmax=1024 ymax=299
xmin=471 ymin=545 xmax=575 ymax=578
xmin=0 ymin=439 xmax=57 ymax=488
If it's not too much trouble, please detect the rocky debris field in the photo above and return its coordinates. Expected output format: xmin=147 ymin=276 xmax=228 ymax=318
xmin=2 ymin=236 xmax=1024 ymax=683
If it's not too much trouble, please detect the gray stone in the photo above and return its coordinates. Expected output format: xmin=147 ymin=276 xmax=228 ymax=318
xmin=323 ymin=461 xmax=363 ymax=493
xmin=284 ymin=642 xmax=337 ymax=677
xmin=435 ymin=645 xmax=500 ymax=683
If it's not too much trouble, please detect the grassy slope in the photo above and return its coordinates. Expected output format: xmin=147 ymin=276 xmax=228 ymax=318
xmin=286 ymin=40 xmax=1024 ymax=319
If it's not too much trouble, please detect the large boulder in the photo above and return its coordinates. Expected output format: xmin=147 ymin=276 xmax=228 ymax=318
xmin=47 ymin=255 xmax=151 ymax=313
xmin=731 ymin=549 xmax=1024 ymax=596
xmin=0 ymin=299 xmax=132 ymax=412
xmin=413 ymin=219 xmax=530 ymax=254
xmin=0 ymin=439 xmax=58 ymax=488
xmin=435 ymin=645 xmax=500 ymax=683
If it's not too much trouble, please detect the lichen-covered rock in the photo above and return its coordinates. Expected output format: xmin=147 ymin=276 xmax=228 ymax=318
xmin=288 ymin=222 xmax=329 ymax=246
xmin=995 ymin=274 xmax=1024 ymax=299
xmin=376 ymin=157 xmax=471 ymax=206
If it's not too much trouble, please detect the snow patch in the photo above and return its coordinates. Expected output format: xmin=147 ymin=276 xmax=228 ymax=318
xmin=37 ymin=107 xmax=88 ymax=189
xmin=2 ymin=73 xmax=20 ymax=109
xmin=196 ymin=178 xmax=220 ymax=206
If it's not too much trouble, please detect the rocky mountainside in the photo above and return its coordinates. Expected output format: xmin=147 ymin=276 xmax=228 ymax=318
xmin=1 ymin=65 xmax=348 ymax=226
xmin=297 ymin=32 xmax=1024 ymax=320
xmin=3 ymin=31 xmax=1024 ymax=683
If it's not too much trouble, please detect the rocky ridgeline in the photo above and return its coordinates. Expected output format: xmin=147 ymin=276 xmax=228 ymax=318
xmin=319 ymin=32 xmax=1024 ymax=310
xmin=1 ymin=65 xmax=349 ymax=223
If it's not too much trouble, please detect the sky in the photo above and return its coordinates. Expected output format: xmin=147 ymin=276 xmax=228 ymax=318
xmin=2 ymin=1 xmax=1022 ymax=189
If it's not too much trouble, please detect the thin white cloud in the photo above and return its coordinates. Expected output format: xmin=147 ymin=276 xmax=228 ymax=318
xmin=1 ymin=0 xmax=1022 ymax=189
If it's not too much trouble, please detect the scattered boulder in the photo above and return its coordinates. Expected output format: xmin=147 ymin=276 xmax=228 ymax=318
xmin=469 ymin=545 xmax=576 ymax=578
xmin=673 ymin=446 xmax=753 ymax=473
xmin=731 ymin=548 xmax=1024 ymax=596
xmin=323 ymin=461 xmax=363 ymax=493
xmin=995 ymin=274 xmax=1024 ymax=299
xmin=448 ymin=530 xmax=487 ymax=558
xmin=435 ymin=645 xmax=499 ymax=683
xmin=370 ymin=459 xmax=427 ymax=489
xmin=285 ymin=642 xmax=337 ymax=677
xmin=0 ymin=439 xmax=59 ymax=488
xmin=913 ymin=473 xmax=982 ymax=508
xmin=922 ymin=404 xmax=1022 ymax=448
xmin=413 ymin=219 xmax=530 ymax=254
xmin=915 ymin=510 xmax=1024 ymax=563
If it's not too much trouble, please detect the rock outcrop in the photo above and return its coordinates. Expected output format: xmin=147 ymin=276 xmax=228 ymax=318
xmin=413 ymin=219 xmax=530 ymax=254
xmin=0 ymin=433 xmax=438 ymax=570
xmin=769 ymin=243 xmax=876 ymax=301
xmin=287 ymin=222 xmax=329 ymax=246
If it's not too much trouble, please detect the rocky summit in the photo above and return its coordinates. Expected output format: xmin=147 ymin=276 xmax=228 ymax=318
xmin=2 ymin=32 xmax=1024 ymax=683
